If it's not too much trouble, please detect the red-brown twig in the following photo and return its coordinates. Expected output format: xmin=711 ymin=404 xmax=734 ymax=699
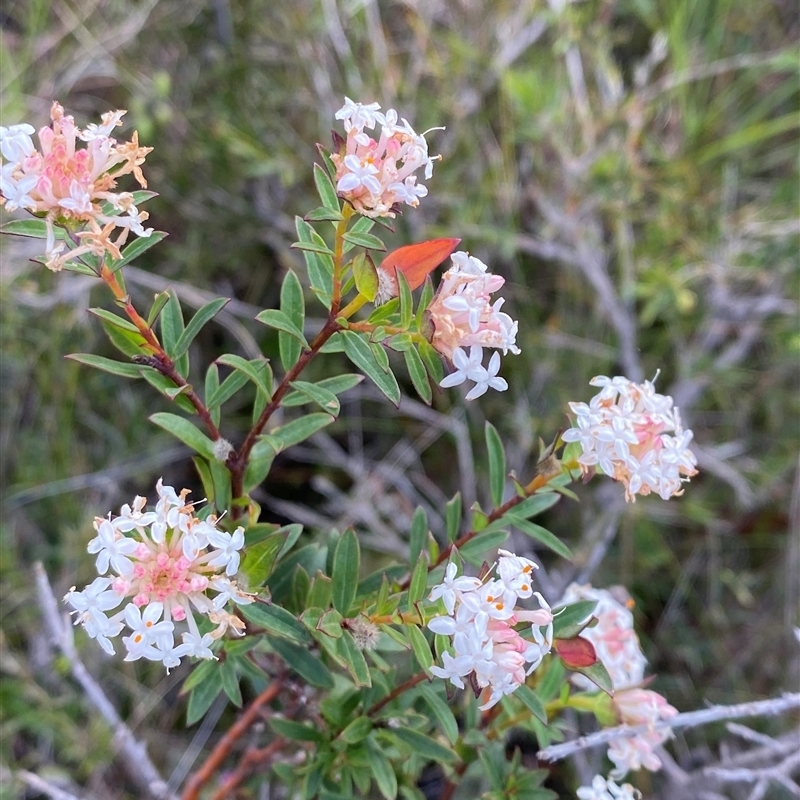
xmin=366 ymin=671 xmax=429 ymax=717
xmin=181 ymin=677 xmax=285 ymax=800
xmin=208 ymin=737 xmax=287 ymax=800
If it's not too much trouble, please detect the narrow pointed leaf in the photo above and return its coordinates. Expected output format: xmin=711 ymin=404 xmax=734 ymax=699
xmin=279 ymin=269 xmax=305 ymax=370
xmin=149 ymin=412 xmax=215 ymax=459
xmin=404 ymin=347 xmax=432 ymax=404
xmin=514 ymin=684 xmax=548 ymax=724
xmin=508 ymin=516 xmax=572 ymax=560
xmin=314 ymin=163 xmax=340 ymax=211
xmin=332 ymin=529 xmax=360 ymax=615
xmin=287 ymin=380 xmax=340 ymax=416
xmin=107 ymin=230 xmax=168 ymax=272
xmin=172 ymin=297 xmax=229 ymax=359
xmin=485 ymin=422 xmax=506 ymax=507
xmin=270 ymin=637 xmax=335 ymax=689
xmin=66 ymin=353 xmax=143 ymax=379
xmin=341 ymin=331 xmax=401 ymax=406
xmin=255 ymin=309 xmax=308 ymax=347
xmin=240 ymin=603 xmax=311 ymax=645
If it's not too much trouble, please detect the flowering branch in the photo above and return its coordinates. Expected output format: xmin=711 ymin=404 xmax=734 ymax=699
xmin=33 ymin=563 xmax=177 ymax=800
xmin=181 ymin=675 xmax=286 ymax=800
xmin=537 ymin=693 xmax=800 ymax=763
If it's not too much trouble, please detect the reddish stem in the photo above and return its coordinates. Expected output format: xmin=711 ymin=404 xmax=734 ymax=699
xmin=181 ymin=677 xmax=284 ymax=800
xmin=366 ymin=671 xmax=429 ymax=717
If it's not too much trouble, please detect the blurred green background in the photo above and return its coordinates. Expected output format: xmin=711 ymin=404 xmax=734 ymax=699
xmin=1 ymin=0 xmax=798 ymax=797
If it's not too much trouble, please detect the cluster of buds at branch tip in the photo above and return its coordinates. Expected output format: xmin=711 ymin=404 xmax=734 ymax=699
xmin=1 ymin=102 xmax=154 ymax=271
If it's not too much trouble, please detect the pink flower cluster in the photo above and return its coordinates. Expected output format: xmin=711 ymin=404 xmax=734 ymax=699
xmin=432 ymin=251 xmax=520 ymax=400
xmin=427 ymin=552 xmax=553 ymax=710
xmin=65 ymin=479 xmax=252 ymax=672
xmin=0 ymin=102 xmax=153 ymax=271
xmin=332 ymin=97 xmax=440 ymax=218
xmin=562 ymin=374 xmax=698 ymax=501
xmin=559 ymin=583 xmax=677 ymax=778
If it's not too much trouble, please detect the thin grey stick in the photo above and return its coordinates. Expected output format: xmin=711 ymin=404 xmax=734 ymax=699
xmin=15 ymin=771 xmax=87 ymax=800
xmin=33 ymin=563 xmax=178 ymax=800
xmin=538 ymin=693 xmax=800 ymax=763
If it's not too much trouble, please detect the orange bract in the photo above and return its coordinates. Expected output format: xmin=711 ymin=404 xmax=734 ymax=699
xmin=379 ymin=237 xmax=461 ymax=289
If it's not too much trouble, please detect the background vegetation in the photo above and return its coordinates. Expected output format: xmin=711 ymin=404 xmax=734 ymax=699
xmin=1 ymin=0 xmax=797 ymax=797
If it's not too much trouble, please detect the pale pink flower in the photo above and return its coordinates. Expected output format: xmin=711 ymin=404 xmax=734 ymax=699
xmin=65 ymin=480 xmax=253 ymax=671
xmin=558 ymin=583 xmax=647 ymax=691
xmin=427 ymin=553 xmax=552 ymax=709
xmin=430 ymin=251 xmax=520 ymax=400
xmin=577 ymin=775 xmax=641 ymax=800
xmin=562 ymin=374 xmax=698 ymax=501
xmin=331 ymin=98 xmax=441 ymax=217
xmin=0 ymin=102 xmax=154 ymax=272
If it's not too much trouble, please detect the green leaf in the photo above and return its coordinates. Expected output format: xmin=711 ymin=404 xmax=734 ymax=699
xmin=292 ymin=239 xmax=335 ymax=255
xmin=240 ymin=603 xmax=311 ymax=645
xmin=342 ymin=231 xmax=386 ymax=251
xmin=459 ymin=529 xmax=509 ymax=565
xmin=147 ymin=291 xmax=171 ymax=326
xmin=208 ymin=459 xmax=232 ymax=514
xmin=160 ymin=291 xmax=189 ymax=377
xmin=509 ymin=492 xmax=561 ymax=519
xmin=419 ymin=684 xmax=459 ymax=744
xmin=445 ymin=493 xmax=462 ymax=543
xmin=367 ymin=737 xmax=398 ymax=800
xmin=141 ymin=370 xmax=196 ymax=413
xmin=280 ymin=270 xmax=305 ymax=370
xmin=186 ymin=667 xmax=223 ymax=726
xmin=407 ymin=553 xmax=429 ymax=608
xmin=149 ymin=412 xmax=215 ymax=459
xmin=295 ymin=217 xmax=334 ymax=308
xmin=270 ymin=637 xmax=335 ymax=689
xmin=305 ymin=206 xmax=344 ymax=221
xmin=507 ymin=516 xmax=572 ymax=560
xmin=408 ymin=507 xmax=428 ymax=568
xmin=66 ymin=353 xmax=143 ymax=379
xmin=172 ymin=297 xmax=229 ymax=359
xmin=514 ymin=684 xmax=548 ymax=724
xmin=287 ymin=381 xmax=340 ymax=416
xmin=573 ymin=660 xmax=613 ymax=695
xmin=335 ymin=631 xmax=371 ymax=687
xmin=397 ymin=271 xmax=414 ymax=330
xmin=340 ymin=716 xmax=372 ymax=744
xmin=552 ymin=600 xmax=598 ymax=638
xmin=220 ymin=659 xmax=243 ymax=707
xmin=418 ymin=340 xmax=444 ymax=384
xmin=341 ymin=331 xmax=400 ymax=406
xmin=332 ymin=529 xmax=360 ymax=615
xmin=485 ymin=422 xmax=506 ymax=507
xmin=206 ymin=368 xmax=249 ymax=409
xmin=239 ymin=533 xmax=285 ymax=587
xmin=107 ymin=230 xmax=168 ymax=272
xmin=351 ymin=252 xmax=379 ymax=302
xmin=255 ymin=308 xmax=308 ymax=347
xmin=314 ymin=163 xmax=340 ymax=211
xmin=383 ymin=727 xmax=458 ymax=763
xmin=215 ymin=354 xmax=273 ymax=397
xmin=270 ymin=717 xmax=326 ymax=743
xmin=262 ymin=412 xmax=335 ymax=453
xmin=1 ymin=218 xmax=67 ymax=240
xmin=281 ymin=373 xmax=363 ymax=407
xmin=277 ymin=523 xmax=304 ymax=559
xmin=406 ymin=624 xmax=433 ymax=675
xmin=404 ymin=348 xmax=432 ymax=404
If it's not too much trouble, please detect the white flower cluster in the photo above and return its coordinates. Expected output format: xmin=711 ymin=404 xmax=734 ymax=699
xmin=577 ymin=775 xmax=641 ymax=800
xmin=433 ymin=251 xmax=521 ymax=400
xmin=1 ymin=102 xmax=153 ymax=271
xmin=558 ymin=583 xmax=677 ymax=779
xmin=332 ymin=97 xmax=440 ymax=218
xmin=427 ymin=552 xmax=553 ymax=710
xmin=562 ymin=374 xmax=698 ymax=501
xmin=65 ymin=479 xmax=253 ymax=672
